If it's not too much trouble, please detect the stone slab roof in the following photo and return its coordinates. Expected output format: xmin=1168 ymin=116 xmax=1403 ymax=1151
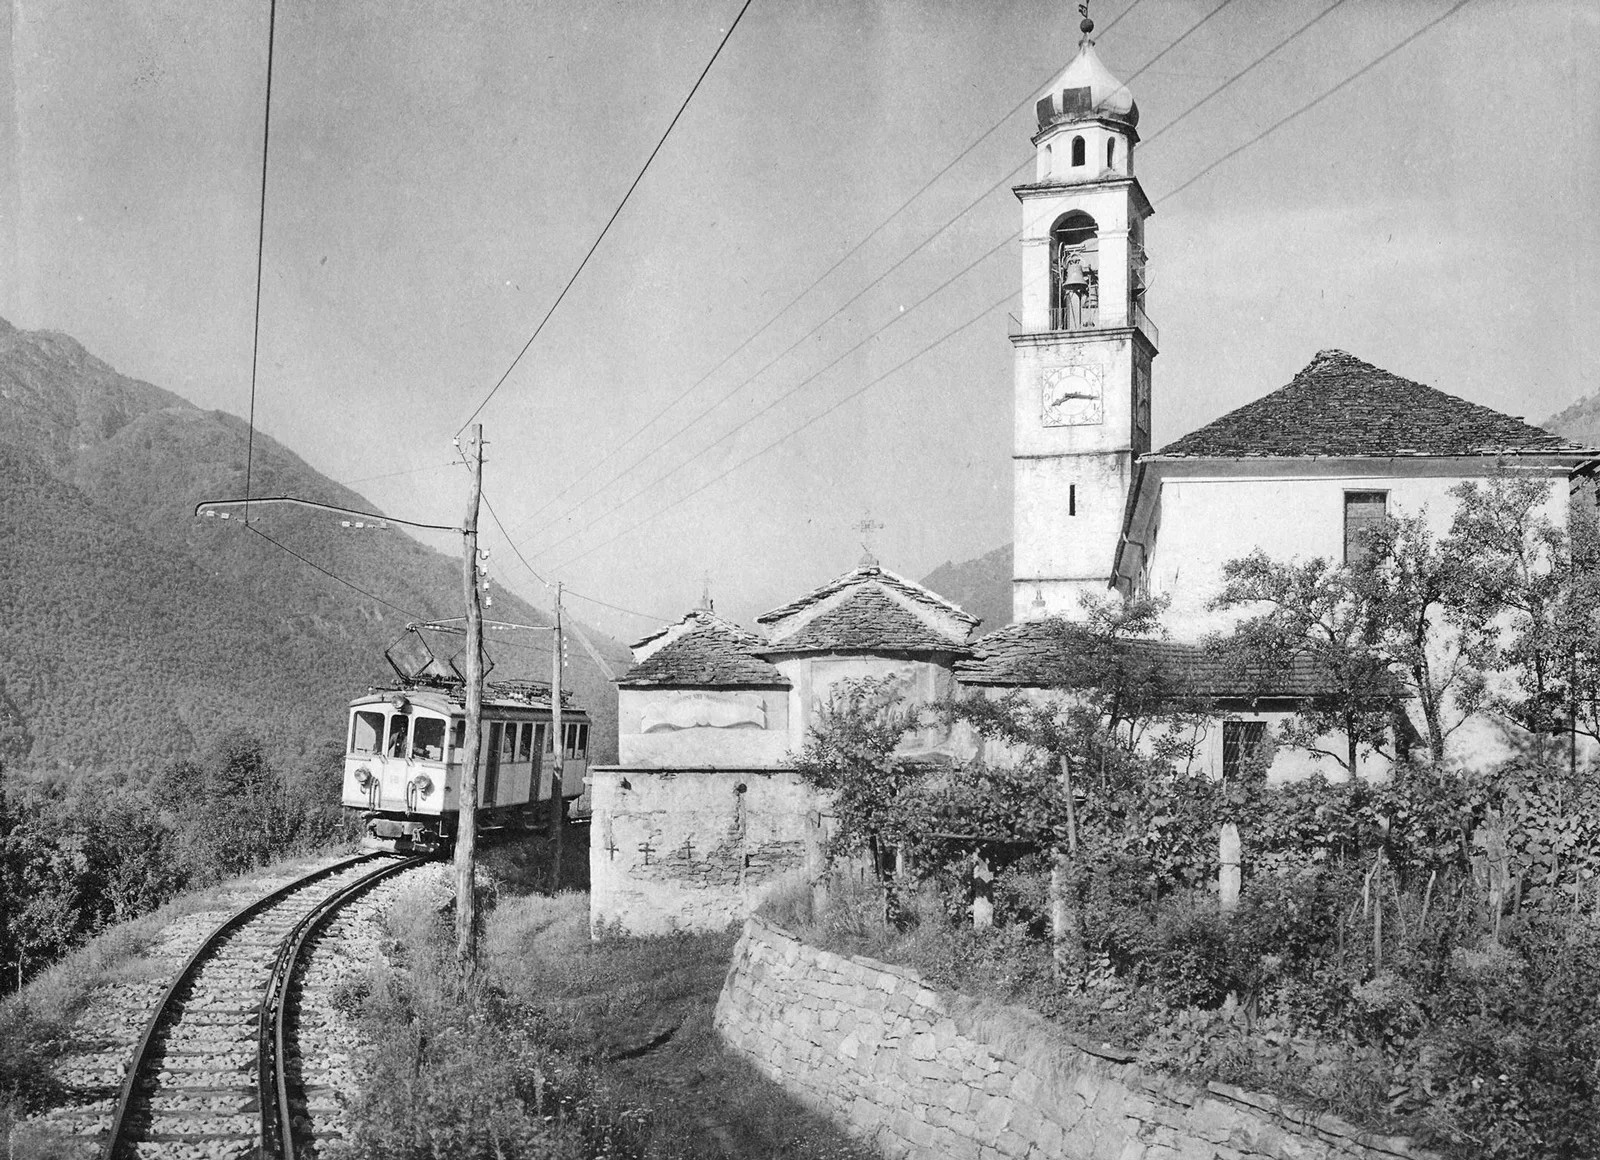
xmin=618 ymin=611 xmax=790 ymax=689
xmin=1152 ymin=349 xmax=1584 ymax=460
xmin=955 ymin=620 xmax=1349 ymax=699
xmin=760 ymin=585 xmax=973 ymax=657
xmin=757 ymin=564 xmax=980 ymax=629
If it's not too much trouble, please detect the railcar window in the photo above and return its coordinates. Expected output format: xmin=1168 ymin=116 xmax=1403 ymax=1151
xmin=413 ymin=717 xmax=446 ymax=762
xmin=500 ymin=723 xmax=516 ymax=760
xmin=546 ymin=725 xmax=556 ymax=753
xmin=562 ymin=722 xmax=589 ymax=759
xmin=386 ymin=716 xmax=410 ymax=758
xmin=351 ymin=711 xmax=385 ymax=754
xmin=451 ymin=719 xmax=465 ymax=755
xmin=518 ymin=723 xmax=533 ymax=761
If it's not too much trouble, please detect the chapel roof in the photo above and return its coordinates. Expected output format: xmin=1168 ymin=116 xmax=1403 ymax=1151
xmin=618 ymin=610 xmax=790 ymax=689
xmin=760 ymin=585 xmax=973 ymax=657
xmin=757 ymin=564 xmax=980 ymax=629
xmin=1151 ymin=350 xmax=1584 ymax=461
xmin=954 ymin=619 xmax=1353 ymax=700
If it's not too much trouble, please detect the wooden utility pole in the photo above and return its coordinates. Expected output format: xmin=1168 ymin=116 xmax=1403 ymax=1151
xmin=454 ymin=424 xmax=485 ymax=981
xmin=548 ymin=581 xmax=565 ymax=890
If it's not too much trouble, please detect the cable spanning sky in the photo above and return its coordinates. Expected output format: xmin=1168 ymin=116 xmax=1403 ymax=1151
xmin=3 ymin=0 xmax=1596 ymax=639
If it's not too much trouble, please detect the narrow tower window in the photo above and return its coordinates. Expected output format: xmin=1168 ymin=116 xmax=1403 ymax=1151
xmin=1044 ymin=143 xmax=1052 ymax=175
xmin=1071 ymin=136 xmax=1085 ymax=167
xmin=1069 ymin=484 xmax=1077 ymax=516
xmin=1107 ymin=139 xmax=1115 ymax=168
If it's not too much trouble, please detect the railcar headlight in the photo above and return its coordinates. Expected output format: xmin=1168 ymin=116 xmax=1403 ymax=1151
xmin=408 ymin=773 xmax=434 ymax=796
xmin=354 ymin=765 xmax=375 ymax=788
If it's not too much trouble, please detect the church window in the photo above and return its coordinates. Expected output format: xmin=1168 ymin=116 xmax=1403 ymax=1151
xmin=1343 ymin=491 xmax=1389 ymax=565
xmin=1223 ymin=720 xmax=1268 ymax=781
xmin=1044 ymin=143 xmax=1052 ymax=174
xmin=1069 ymin=484 xmax=1077 ymax=515
xmin=1071 ymin=136 xmax=1085 ymax=167
xmin=1106 ymin=139 xmax=1115 ymax=168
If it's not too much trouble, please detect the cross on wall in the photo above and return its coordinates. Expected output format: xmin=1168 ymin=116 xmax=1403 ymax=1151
xmin=637 ymin=839 xmax=655 ymax=866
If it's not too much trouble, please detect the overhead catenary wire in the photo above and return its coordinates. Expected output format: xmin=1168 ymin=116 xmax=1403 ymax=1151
xmin=513 ymin=0 xmax=1149 ymax=531
xmin=531 ymin=0 xmax=1473 ymax=574
xmin=1139 ymin=0 xmax=1353 ymax=146
xmin=532 ymin=221 xmax=1023 ymax=562
xmin=548 ymin=290 xmax=1018 ymax=574
xmin=453 ymin=0 xmax=755 ymax=438
xmin=1161 ymin=0 xmax=1475 ymax=201
xmin=482 ymin=490 xmax=671 ymax=624
xmin=519 ymin=0 xmax=1242 ymax=545
xmin=243 ymin=0 xmax=278 ymax=524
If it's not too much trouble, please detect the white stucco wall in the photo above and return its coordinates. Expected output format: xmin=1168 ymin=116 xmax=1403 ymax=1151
xmin=1136 ymin=461 xmax=1572 ymax=640
xmin=588 ymin=766 xmax=825 ymax=935
xmin=616 ymin=686 xmax=791 ymax=769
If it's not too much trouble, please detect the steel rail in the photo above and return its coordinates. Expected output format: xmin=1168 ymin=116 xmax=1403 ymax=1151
xmin=100 ymin=851 xmax=382 ymax=1160
xmin=260 ymin=854 xmax=427 ymax=1159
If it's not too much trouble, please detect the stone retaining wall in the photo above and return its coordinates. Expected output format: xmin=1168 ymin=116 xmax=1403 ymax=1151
xmin=715 ymin=916 xmax=1438 ymax=1160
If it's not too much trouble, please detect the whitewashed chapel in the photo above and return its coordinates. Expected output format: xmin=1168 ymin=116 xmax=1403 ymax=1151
xmin=588 ymin=19 xmax=1597 ymax=934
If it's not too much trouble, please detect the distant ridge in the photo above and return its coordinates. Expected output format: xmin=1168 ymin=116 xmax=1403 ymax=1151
xmin=0 ymin=317 xmax=630 ymax=774
xmin=920 ymin=543 xmax=1012 ymax=635
xmin=1543 ymin=393 xmax=1600 ymax=451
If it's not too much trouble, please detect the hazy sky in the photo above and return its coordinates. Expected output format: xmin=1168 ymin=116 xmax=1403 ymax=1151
xmin=3 ymin=0 xmax=1596 ymax=641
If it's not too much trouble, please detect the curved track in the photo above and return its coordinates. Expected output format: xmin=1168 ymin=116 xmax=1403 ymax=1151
xmin=102 ymin=852 xmax=428 ymax=1160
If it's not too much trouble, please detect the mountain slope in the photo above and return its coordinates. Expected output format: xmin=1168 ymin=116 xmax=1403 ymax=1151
xmin=920 ymin=543 xmax=1012 ymax=634
xmin=1542 ymin=394 xmax=1600 ymax=451
xmin=0 ymin=317 xmax=629 ymax=774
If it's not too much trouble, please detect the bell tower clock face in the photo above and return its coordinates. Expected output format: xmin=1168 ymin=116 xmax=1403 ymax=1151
xmin=1041 ymin=358 xmax=1104 ymax=427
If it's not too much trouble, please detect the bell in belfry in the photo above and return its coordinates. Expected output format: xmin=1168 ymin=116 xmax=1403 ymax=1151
xmin=1062 ymin=256 xmax=1088 ymax=292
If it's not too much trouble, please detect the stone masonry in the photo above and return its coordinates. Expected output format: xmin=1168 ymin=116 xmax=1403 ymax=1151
xmin=715 ymin=916 xmax=1441 ymax=1160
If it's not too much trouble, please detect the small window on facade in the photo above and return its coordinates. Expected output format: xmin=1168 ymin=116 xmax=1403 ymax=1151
xmin=1106 ymin=139 xmax=1115 ymax=167
xmin=518 ymin=723 xmax=533 ymax=761
xmin=1071 ymin=136 xmax=1085 ymax=167
xmin=412 ymin=717 xmax=446 ymax=762
xmin=1044 ymin=143 xmax=1052 ymax=174
xmin=1344 ymin=491 xmax=1389 ymax=565
xmin=386 ymin=715 xmax=410 ymax=758
xmin=351 ymin=710 xmax=385 ymax=755
xmin=1069 ymin=484 xmax=1077 ymax=516
xmin=1222 ymin=720 xmax=1268 ymax=781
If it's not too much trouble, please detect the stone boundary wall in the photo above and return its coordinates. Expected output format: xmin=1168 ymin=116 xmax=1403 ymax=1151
xmin=714 ymin=916 xmax=1440 ymax=1160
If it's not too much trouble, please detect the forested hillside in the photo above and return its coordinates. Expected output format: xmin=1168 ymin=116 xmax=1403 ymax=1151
xmin=921 ymin=542 xmax=1012 ymax=632
xmin=0 ymin=316 xmax=629 ymax=776
xmin=1543 ymin=394 xmax=1600 ymax=451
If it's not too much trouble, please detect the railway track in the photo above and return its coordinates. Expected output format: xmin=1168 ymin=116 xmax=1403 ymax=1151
xmin=101 ymin=852 xmax=428 ymax=1160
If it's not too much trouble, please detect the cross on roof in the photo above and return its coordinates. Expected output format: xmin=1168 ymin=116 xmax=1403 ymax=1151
xmin=856 ymin=513 xmax=885 ymax=567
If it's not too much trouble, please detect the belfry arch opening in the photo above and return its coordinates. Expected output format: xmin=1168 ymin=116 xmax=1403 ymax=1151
xmin=1050 ymin=211 xmax=1099 ymax=331
xmin=1070 ymin=136 xmax=1085 ymax=167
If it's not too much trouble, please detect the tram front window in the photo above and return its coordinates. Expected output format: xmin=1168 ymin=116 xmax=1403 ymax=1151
xmin=413 ymin=717 xmax=446 ymax=762
xmin=351 ymin=711 xmax=385 ymax=755
xmin=386 ymin=716 xmax=410 ymax=758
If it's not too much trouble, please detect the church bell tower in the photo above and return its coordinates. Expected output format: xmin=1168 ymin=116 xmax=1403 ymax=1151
xmin=1012 ymin=9 xmax=1156 ymax=622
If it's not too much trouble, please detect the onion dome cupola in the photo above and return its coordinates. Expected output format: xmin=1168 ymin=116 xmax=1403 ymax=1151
xmin=1034 ymin=9 xmax=1139 ymax=182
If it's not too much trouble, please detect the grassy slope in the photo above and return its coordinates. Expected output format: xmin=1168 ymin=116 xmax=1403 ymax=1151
xmin=343 ymin=865 xmax=877 ymax=1160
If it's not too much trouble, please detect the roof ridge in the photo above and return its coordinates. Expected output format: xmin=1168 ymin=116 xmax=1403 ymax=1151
xmin=1153 ymin=350 xmax=1584 ymax=460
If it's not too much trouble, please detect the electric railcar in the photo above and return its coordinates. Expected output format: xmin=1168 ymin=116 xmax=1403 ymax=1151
xmin=342 ymin=683 xmax=590 ymax=853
